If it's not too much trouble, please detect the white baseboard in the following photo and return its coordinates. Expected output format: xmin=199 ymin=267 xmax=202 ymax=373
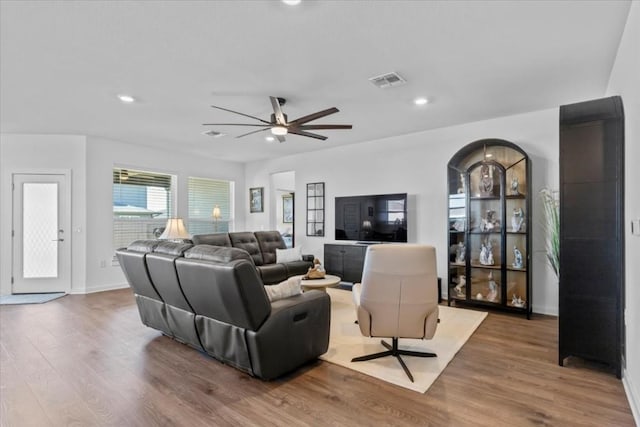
xmin=69 ymin=283 xmax=130 ymax=295
xmin=623 ymin=369 xmax=640 ymax=426
xmin=532 ymin=304 xmax=558 ymax=316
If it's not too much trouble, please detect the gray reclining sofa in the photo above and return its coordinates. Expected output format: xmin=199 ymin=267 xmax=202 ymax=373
xmin=116 ymin=240 xmax=331 ymax=380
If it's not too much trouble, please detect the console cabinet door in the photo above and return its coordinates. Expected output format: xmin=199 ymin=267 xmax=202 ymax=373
xmin=342 ymin=246 xmax=366 ymax=283
xmin=324 ymin=245 xmax=344 ymax=278
xmin=324 ymin=244 xmax=366 ymax=283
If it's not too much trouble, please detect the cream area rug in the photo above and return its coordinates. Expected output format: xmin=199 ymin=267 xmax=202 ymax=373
xmin=320 ymin=288 xmax=488 ymax=393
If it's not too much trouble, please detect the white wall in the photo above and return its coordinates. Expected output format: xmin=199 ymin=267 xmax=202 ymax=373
xmin=245 ymin=107 xmax=560 ymax=315
xmin=84 ymin=136 xmax=246 ymax=293
xmin=0 ymin=134 xmax=87 ymax=295
xmin=607 ymin=1 xmax=640 ymax=422
xmin=0 ymin=134 xmax=245 ymax=295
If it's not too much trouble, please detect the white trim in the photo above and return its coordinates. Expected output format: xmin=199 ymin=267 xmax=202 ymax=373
xmin=532 ymin=304 xmax=558 ymax=316
xmin=70 ymin=283 xmax=130 ymax=295
xmin=623 ymin=369 xmax=640 ymax=426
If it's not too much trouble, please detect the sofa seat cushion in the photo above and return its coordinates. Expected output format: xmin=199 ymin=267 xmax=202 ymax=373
xmin=230 ymin=232 xmax=264 ymax=266
xmin=257 ymin=264 xmax=288 ymax=285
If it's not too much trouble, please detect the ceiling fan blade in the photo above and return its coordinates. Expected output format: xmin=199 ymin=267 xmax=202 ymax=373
xmin=236 ymin=127 xmax=271 ymax=138
xmin=288 ymin=107 xmax=339 ymax=126
xmin=288 ymin=129 xmax=328 ymax=140
xmin=270 ymin=96 xmax=287 ymax=125
xmin=210 ymin=105 xmax=271 ymax=125
xmin=203 ymin=123 xmax=269 ymax=126
xmin=295 ymin=124 xmax=353 ymax=130
xmin=276 ymin=134 xmax=286 ymax=143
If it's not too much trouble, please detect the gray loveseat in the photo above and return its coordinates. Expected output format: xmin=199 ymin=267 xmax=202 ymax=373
xmin=192 ymin=230 xmax=313 ymax=284
xmin=116 ymin=240 xmax=331 ymax=380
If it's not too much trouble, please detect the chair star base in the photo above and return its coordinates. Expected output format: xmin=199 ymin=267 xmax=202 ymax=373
xmin=351 ymin=337 xmax=436 ymax=382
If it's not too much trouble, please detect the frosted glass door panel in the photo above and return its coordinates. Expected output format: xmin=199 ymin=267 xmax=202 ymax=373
xmin=23 ymin=183 xmax=59 ymax=278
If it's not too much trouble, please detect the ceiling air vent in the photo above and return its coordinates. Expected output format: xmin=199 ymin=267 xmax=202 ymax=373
xmin=201 ymin=130 xmax=226 ymax=138
xmin=368 ymin=71 xmax=407 ymax=89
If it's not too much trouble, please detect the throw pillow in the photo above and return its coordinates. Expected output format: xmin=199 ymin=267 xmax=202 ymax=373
xmin=264 ymin=276 xmax=302 ymax=302
xmin=276 ymin=247 xmax=302 ymax=263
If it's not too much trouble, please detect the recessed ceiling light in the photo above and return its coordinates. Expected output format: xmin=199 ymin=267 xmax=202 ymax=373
xmin=414 ymin=97 xmax=429 ymax=106
xmin=117 ymin=94 xmax=135 ymax=103
xmin=265 ymin=136 xmax=275 ymax=142
xmin=282 ymin=0 xmax=301 ymax=5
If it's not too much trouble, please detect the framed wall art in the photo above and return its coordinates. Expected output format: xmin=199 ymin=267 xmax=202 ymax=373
xmin=250 ymin=187 xmax=264 ymax=213
xmin=283 ymin=194 xmax=293 ymax=223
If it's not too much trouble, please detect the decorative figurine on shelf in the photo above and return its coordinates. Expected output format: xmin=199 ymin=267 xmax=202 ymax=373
xmin=513 ymin=246 xmax=524 ymax=269
xmin=454 ymin=275 xmax=466 ymax=297
xmin=480 ymin=209 xmax=500 ymax=232
xmin=479 ymin=240 xmax=495 ymax=265
xmin=511 ymin=207 xmax=524 ymax=232
xmin=304 ymin=258 xmax=326 ymax=280
xmin=510 ymin=176 xmax=520 ymax=196
xmin=487 ymin=271 xmax=498 ymax=302
xmin=453 ymin=218 xmax=465 ymax=232
xmin=455 ymin=242 xmax=466 ymax=264
xmin=479 ymin=164 xmax=494 ymax=197
xmin=512 ymin=294 xmax=525 ymax=308
xmin=457 ymin=173 xmax=466 ymax=194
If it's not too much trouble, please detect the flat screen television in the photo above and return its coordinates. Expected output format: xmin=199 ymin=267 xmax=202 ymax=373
xmin=335 ymin=193 xmax=408 ymax=243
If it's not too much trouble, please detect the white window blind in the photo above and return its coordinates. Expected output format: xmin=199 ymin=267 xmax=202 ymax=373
xmin=113 ymin=168 xmax=174 ymax=251
xmin=188 ymin=177 xmax=233 ymax=234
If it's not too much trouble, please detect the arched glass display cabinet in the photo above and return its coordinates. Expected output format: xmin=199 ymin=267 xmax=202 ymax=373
xmin=447 ymin=138 xmax=531 ymax=318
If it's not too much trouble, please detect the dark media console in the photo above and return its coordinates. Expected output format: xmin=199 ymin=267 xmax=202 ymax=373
xmin=324 ymin=243 xmax=367 ymax=284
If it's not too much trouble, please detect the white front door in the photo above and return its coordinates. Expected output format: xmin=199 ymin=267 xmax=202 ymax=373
xmin=12 ymin=173 xmax=71 ymax=293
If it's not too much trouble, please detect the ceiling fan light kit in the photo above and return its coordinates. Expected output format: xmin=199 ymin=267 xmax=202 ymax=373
xmin=203 ymin=96 xmax=352 ymax=143
xmin=271 ymin=126 xmax=288 ymax=136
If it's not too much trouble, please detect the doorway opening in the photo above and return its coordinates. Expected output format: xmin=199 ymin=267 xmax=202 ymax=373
xmin=270 ymin=171 xmax=295 ymax=248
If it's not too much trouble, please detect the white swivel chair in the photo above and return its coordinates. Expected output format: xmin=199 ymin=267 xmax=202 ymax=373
xmin=351 ymin=244 xmax=439 ymax=382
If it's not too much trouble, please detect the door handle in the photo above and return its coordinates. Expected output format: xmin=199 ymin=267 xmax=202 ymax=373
xmin=52 ymin=238 xmax=64 ymax=242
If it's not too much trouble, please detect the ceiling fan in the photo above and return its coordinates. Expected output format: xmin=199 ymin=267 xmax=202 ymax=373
xmin=203 ymin=96 xmax=352 ymax=142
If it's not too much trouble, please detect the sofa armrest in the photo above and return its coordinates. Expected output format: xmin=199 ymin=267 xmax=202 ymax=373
xmin=302 ymin=254 xmax=314 ymax=262
xmin=245 ymin=291 xmax=330 ymax=380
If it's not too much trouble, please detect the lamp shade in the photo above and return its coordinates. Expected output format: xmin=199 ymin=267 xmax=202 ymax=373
xmin=212 ymin=205 xmax=221 ymax=220
xmin=159 ymin=218 xmax=191 ymax=240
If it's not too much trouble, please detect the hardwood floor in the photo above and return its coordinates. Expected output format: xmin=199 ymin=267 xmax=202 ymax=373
xmin=1 ymin=288 xmax=634 ymax=427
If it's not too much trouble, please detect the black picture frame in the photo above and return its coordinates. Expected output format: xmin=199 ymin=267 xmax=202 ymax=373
xmin=250 ymin=187 xmax=264 ymax=213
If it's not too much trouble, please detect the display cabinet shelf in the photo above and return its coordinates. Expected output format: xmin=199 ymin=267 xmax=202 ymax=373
xmin=447 ymin=138 xmax=531 ymax=318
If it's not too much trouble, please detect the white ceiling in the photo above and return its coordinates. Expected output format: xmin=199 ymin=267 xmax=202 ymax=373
xmin=0 ymin=1 xmax=631 ymax=163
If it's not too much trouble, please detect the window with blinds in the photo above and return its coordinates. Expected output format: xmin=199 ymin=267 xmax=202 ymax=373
xmin=113 ymin=168 xmax=174 ymax=251
xmin=188 ymin=177 xmax=234 ymax=235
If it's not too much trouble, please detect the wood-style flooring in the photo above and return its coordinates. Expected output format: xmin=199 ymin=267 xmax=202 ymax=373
xmin=0 ymin=288 xmax=634 ymax=427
